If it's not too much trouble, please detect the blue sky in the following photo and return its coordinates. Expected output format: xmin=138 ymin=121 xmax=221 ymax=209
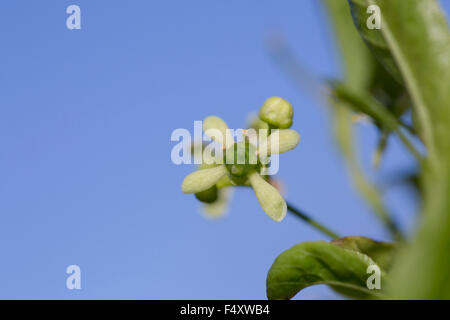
xmin=1 ymin=0 xmax=449 ymax=299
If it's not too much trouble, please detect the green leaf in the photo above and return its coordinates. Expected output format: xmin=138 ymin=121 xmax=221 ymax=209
xmin=331 ymin=81 xmax=399 ymax=131
xmin=348 ymin=0 xmax=450 ymax=153
xmin=325 ymin=0 xmax=411 ymax=168
xmin=330 ymin=81 xmax=421 ymax=161
xmin=348 ymin=0 xmax=450 ymax=299
xmin=267 ymin=241 xmax=385 ymax=300
xmin=347 ymin=0 xmax=402 ymax=82
xmin=367 ymin=59 xmax=410 ymax=119
xmin=332 ymin=236 xmax=396 ymax=270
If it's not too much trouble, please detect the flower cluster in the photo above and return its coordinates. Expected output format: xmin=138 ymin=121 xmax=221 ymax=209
xmin=181 ymin=97 xmax=300 ymax=222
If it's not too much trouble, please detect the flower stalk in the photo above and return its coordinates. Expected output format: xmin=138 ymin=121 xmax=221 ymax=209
xmin=286 ymin=202 xmax=340 ymax=240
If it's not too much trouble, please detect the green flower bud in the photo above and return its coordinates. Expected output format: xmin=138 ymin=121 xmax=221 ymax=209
xmin=195 ymin=185 xmax=218 ymax=203
xmin=259 ymin=97 xmax=293 ymax=129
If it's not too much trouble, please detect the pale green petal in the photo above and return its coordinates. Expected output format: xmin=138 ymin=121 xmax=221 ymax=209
xmin=202 ymin=188 xmax=232 ymax=219
xmin=182 ymin=165 xmax=228 ymax=194
xmin=203 ymin=116 xmax=233 ymax=148
xmin=248 ymin=172 xmax=287 ymax=222
xmin=197 ymin=164 xmax=232 ymax=188
xmin=247 ymin=113 xmax=270 ymax=130
xmin=258 ymin=129 xmax=300 ymax=155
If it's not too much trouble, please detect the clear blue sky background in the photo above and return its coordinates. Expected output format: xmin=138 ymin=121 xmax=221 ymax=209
xmin=1 ymin=0 xmax=449 ymax=299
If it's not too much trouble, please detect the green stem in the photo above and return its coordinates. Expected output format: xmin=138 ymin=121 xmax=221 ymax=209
xmin=395 ymin=128 xmax=423 ymax=163
xmin=286 ymin=202 xmax=340 ymax=240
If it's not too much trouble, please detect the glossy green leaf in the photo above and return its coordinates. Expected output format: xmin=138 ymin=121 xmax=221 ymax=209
xmin=267 ymin=241 xmax=384 ymax=300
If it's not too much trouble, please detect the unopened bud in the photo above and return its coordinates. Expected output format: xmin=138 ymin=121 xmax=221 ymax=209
xmin=259 ymin=97 xmax=293 ymax=129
